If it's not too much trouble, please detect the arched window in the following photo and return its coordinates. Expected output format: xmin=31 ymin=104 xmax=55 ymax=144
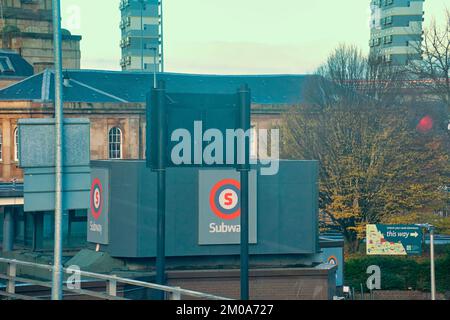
xmin=109 ymin=127 xmax=122 ymax=159
xmin=14 ymin=127 xmax=19 ymax=162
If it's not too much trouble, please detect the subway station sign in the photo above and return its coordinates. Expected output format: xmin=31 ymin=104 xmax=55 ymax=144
xmin=366 ymin=224 xmax=423 ymax=256
xmin=87 ymin=167 xmax=110 ymax=245
xmin=199 ymin=170 xmax=257 ymax=245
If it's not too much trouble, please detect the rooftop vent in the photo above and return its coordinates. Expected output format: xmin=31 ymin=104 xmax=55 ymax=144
xmin=63 ymin=73 xmax=71 ymax=87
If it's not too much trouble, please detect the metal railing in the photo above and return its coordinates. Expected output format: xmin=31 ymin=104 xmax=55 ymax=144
xmin=0 ymin=257 xmax=231 ymax=301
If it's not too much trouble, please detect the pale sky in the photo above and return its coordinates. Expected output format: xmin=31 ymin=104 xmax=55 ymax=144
xmin=61 ymin=0 xmax=449 ymax=74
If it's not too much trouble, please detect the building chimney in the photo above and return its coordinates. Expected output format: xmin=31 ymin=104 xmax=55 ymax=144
xmin=33 ymin=62 xmax=54 ymax=74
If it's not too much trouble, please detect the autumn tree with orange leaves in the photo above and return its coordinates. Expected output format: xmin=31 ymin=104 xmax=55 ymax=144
xmin=281 ymin=45 xmax=449 ymax=252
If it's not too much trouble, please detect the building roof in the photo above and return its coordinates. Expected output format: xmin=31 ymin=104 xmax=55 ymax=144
xmin=0 ymin=69 xmax=311 ymax=105
xmin=0 ymin=49 xmax=34 ymax=79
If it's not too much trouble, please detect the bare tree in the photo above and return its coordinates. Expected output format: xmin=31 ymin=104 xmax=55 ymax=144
xmin=410 ymin=10 xmax=450 ymax=119
xmin=304 ymin=44 xmax=409 ymax=110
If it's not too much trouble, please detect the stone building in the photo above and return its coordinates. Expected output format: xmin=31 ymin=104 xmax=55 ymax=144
xmin=0 ymin=0 xmax=82 ymax=72
xmin=0 ymin=69 xmax=310 ymax=183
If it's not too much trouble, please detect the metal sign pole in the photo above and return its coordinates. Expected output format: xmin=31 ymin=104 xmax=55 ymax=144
xmin=51 ymin=0 xmax=64 ymax=301
xmin=238 ymin=84 xmax=251 ymax=300
xmin=151 ymin=81 xmax=167 ymax=300
xmin=156 ymin=167 xmax=166 ymax=299
xmin=416 ymin=223 xmax=436 ymax=301
xmin=430 ymin=226 xmax=436 ymax=300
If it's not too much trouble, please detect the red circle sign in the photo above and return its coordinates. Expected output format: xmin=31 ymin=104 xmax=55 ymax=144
xmin=209 ymin=179 xmax=241 ymax=220
xmin=90 ymin=178 xmax=103 ymax=220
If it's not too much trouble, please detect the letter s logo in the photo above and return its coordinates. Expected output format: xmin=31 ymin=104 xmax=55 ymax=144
xmin=224 ymin=193 xmax=233 ymax=206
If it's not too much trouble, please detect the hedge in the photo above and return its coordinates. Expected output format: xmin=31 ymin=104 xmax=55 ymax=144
xmin=345 ymin=247 xmax=450 ymax=293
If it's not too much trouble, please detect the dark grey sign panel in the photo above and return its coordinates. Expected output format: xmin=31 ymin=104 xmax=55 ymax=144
xmin=199 ymin=170 xmax=257 ymax=245
xmin=93 ymin=160 xmax=319 ymax=258
xmin=87 ymin=167 xmax=110 ymax=245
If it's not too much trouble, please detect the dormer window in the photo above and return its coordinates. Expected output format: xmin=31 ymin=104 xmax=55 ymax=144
xmin=0 ymin=57 xmax=15 ymax=74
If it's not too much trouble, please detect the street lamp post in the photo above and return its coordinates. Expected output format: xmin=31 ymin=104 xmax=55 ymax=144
xmin=51 ymin=0 xmax=64 ymax=301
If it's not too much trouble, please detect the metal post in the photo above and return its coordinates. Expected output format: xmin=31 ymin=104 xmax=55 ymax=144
xmin=156 ymin=169 xmax=166 ymax=300
xmin=430 ymin=226 xmax=436 ymax=300
xmin=238 ymin=84 xmax=251 ymax=300
xmin=169 ymin=287 xmax=182 ymax=300
xmin=240 ymin=170 xmax=249 ymax=300
xmin=360 ymin=283 xmax=364 ymax=300
xmin=32 ymin=213 xmax=44 ymax=252
xmin=152 ymin=81 xmax=167 ymax=300
xmin=51 ymin=0 xmax=64 ymax=301
xmin=107 ymin=277 xmax=117 ymax=297
xmin=6 ymin=262 xmax=16 ymax=294
xmin=2 ymin=206 xmax=14 ymax=252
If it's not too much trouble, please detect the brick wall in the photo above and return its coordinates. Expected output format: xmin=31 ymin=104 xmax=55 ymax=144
xmin=166 ymin=268 xmax=337 ymax=300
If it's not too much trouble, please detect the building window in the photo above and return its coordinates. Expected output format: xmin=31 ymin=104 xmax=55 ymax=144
xmin=0 ymin=57 xmax=15 ymax=74
xmin=384 ymin=35 xmax=393 ymax=44
xmin=14 ymin=127 xmax=19 ymax=162
xmin=386 ymin=16 xmax=393 ymax=25
xmin=109 ymin=127 xmax=122 ymax=159
xmin=120 ymin=37 xmax=131 ymax=48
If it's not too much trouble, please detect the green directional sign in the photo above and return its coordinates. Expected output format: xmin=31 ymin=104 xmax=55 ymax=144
xmin=366 ymin=224 xmax=423 ymax=256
